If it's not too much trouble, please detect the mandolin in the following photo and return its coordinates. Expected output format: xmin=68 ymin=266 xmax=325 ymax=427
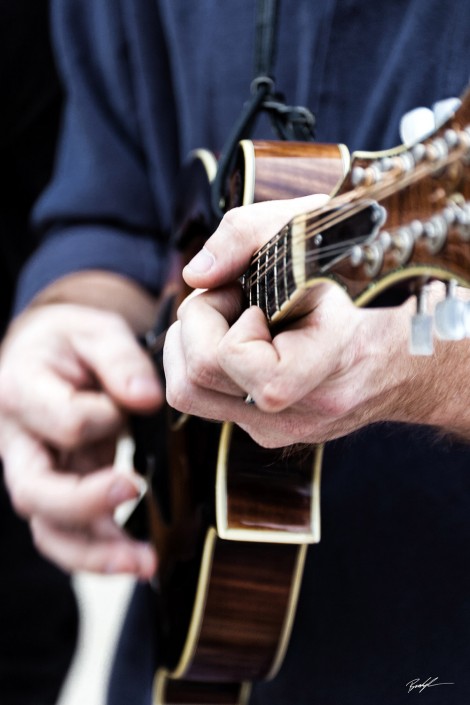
xmin=130 ymin=90 xmax=470 ymax=705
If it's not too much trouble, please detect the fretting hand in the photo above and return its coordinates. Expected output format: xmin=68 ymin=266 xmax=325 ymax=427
xmin=164 ymin=195 xmax=470 ymax=447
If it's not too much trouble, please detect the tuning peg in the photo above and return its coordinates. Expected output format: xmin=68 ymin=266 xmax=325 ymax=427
xmin=434 ymin=280 xmax=466 ymax=340
xmin=409 ymin=286 xmax=433 ymax=355
xmin=464 ymin=301 xmax=470 ymax=338
xmin=399 ymin=106 xmax=435 ymax=146
xmin=432 ymin=97 xmax=461 ymax=128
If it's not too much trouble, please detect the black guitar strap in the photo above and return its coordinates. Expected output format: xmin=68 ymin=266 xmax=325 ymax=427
xmin=211 ymin=0 xmax=316 ymax=218
xmin=254 ymin=0 xmax=279 ymax=80
xmin=254 ymin=0 xmax=316 ymax=141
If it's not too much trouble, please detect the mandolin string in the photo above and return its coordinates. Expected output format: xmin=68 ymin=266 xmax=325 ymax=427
xmin=246 ymin=172 xmax=396 ymax=267
xmin=144 ymin=142 xmax=467 ymax=351
xmin=244 ymin=144 xmax=466 ymax=287
xmin=244 ymin=238 xmax=362 ymax=293
xmin=247 ymin=171 xmax=416 ymax=278
xmin=244 ymin=201 xmax=372 ymax=289
xmin=256 ymin=134 xmax=470 ymax=272
xmin=257 ymin=137 xmax=466 ymax=266
xmin=245 ymin=196 xmax=381 ymax=284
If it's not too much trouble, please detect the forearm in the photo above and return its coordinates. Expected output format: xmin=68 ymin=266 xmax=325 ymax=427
xmin=23 ymin=270 xmax=160 ymax=334
xmin=403 ymin=329 xmax=470 ymax=439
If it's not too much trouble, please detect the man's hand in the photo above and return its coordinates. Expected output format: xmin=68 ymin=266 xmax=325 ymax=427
xmin=164 ymin=196 xmax=470 ymax=447
xmin=0 ymin=287 xmax=162 ymax=577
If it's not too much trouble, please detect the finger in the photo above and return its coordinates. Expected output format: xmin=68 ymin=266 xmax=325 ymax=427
xmin=177 ymin=282 xmax=244 ymax=322
xmin=164 ymin=325 xmax=315 ymax=447
xmin=183 ymin=194 xmax=330 ymax=289
xmin=6 ymin=367 xmax=126 ymax=449
xmin=31 ymin=515 xmax=157 ymax=578
xmin=176 ymin=285 xmax=245 ymax=396
xmin=68 ymin=308 xmax=163 ymax=411
xmin=59 ymin=436 xmax=118 ymax=474
xmin=2 ymin=428 xmax=140 ymax=524
xmin=217 ymin=303 xmax=348 ymax=412
xmin=0 ymin=305 xmax=163 ymax=448
xmin=165 ymin=320 xmax=248 ymax=417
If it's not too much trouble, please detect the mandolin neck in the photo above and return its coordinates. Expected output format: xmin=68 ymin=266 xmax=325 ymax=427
xmin=240 ymin=199 xmax=383 ymax=325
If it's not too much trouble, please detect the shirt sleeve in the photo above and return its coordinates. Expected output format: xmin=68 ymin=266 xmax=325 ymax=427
xmin=14 ymin=0 xmax=172 ymax=313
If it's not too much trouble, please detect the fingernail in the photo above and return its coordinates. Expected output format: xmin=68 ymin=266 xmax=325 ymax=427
xmin=137 ymin=544 xmax=158 ymax=581
xmin=186 ymin=247 xmax=215 ymax=274
xmin=108 ymin=477 xmax=138 ymax=506
xmin=127 ymin=375 xmax=160 ymax=398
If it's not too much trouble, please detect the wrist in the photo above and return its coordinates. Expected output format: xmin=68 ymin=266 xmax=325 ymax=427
xmin=25 ymin=271 xmax=159 ymax=334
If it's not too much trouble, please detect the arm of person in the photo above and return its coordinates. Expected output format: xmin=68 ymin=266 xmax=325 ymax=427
xmin=0 ymin=0 xmax=178 ymax=576
xmin=163 ymin=196 xmax=470 ymax=448
xmin=0 ymin=272 xmax=162 ymax=577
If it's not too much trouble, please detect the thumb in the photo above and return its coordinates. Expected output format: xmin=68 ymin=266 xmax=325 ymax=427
xmin=183 ymin=193 xmax=329 ymax=289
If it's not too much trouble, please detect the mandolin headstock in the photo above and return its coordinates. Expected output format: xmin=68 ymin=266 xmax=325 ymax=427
xmin=243 ymin=88 xmax=470 ymax=353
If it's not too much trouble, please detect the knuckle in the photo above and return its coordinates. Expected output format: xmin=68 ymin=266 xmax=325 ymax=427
xmin=217 ymin=334 xmax=238 ymax=361
xmin=221 ymin=206 xmax=244 ymax=230
xmin=220 ymin=208 xmax=253 ymax=247
xmin=186 ymin=349 xmax=218 ymax=389
xmin=54 ymin=409 xmax=89 ymax=449
xmin=8 ymin=482 xmax=33 ymax=519
xmin=166 ymin=379 xmax=193 ymax=414
xmin=255 ymin=379 xmax=290 ymax=413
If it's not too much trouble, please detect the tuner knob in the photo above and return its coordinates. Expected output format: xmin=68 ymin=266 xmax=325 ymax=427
xmin=465 ymin=302 xmax=470 ymax=337
xmin=435 ymin=301 xmax=466 ymax=340
xmin=351 ymin=166 xmax=365 ymax=186
xmin=409 ymin=287 xmax=433 ymax=356
xmin=399 ymin=106 xmax=435 ymax=146
xmin=465 ymin=301 xmax=470 ymax=338
xmin=434 ymin=279 xmax=467 ymax=340
xmin=434 ymin=280 xmax=466 ymax=340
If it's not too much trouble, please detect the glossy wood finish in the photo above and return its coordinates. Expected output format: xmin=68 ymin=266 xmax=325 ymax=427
xmin=217 ymin=423 xmax=321 ymax=543
xmin=145 ymin=141 xmax=341 ymax=704
xmin=242 ymin=90 xmax=470 ymax=324
xmin=148 ymin=409 xmax=311 ymax=687
xmin=226 ymin=139 xmax=348 ymax=207
xmin=181 ymin=537 xmax=302 ymax=682
xmin=155 ymin=671 xmax=250 ymax=705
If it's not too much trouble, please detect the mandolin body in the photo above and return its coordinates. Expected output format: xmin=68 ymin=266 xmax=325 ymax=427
xmin=142 ymin=91 xmax=470 ymax=702
xmin=138 ymin=140 xmax=348 ymax=705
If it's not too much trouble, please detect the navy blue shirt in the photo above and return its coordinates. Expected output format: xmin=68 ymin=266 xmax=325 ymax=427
xmin=14 ymin=1 xmax=470 ymax=704
xmin=16 ymin=0 xmax=470 ymax=308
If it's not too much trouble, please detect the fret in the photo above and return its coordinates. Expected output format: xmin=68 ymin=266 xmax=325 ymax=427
xmin=284 ymin=225 xmax=297 ymax=302
xmin=241 ymin=222 xmax=302 ymax=323
xmin=282 ymin=229 xmax=289 ymax=303
xmin=267 ymin=226 xmax=292 ymax=320
xmin=241 ymin=272 xmax=252 ymax=307
xmin=264 ymin=248 xmax=269 ymax=315
xmin=273 ymin=239 xmax=279 ymax=312
xmin=290 ymin=217 xmax=307 ymax=291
